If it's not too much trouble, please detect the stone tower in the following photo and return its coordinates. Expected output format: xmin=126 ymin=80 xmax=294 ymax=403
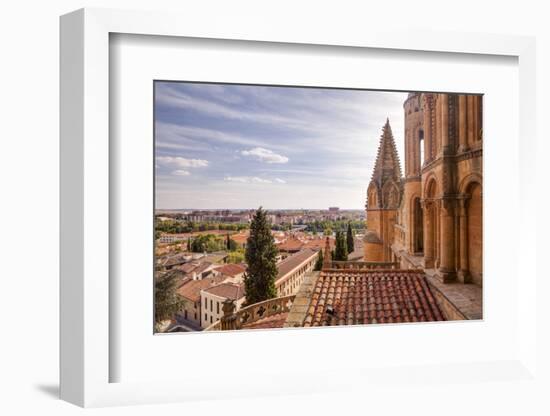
xmin=364 ymin=119 xmax=403 ymax=262
xmin=401 ymin=93 xmax=425 ymax=255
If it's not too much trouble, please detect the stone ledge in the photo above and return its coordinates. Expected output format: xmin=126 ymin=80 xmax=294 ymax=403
xmin=283 ymin=271 xmax=320 ymax=328
xmin=425 ymin=271 xmax=482 ymax=320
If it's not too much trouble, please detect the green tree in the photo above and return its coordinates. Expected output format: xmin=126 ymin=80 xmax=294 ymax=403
xmin=346 ymin=223 xmax=355 ymax=253
xmin=227 ymin=250 xmax=245 ymax=264
xmin=314 ymin=249 xmax=324 ymax=271
xmin=334 ymin=231 xmax=348 ymax=261
xmin=225 ymin=234 xmax=238 ymax=251
xmin=154 ymin=271 xmax=185 ymax=332
xmin=243 ymin=207 xmax=278 ymax=305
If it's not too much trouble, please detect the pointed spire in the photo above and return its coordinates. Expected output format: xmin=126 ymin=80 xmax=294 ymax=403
xmin=370 ymin=118 xmax=402 ymax=185
xmin=322 ymin=236 xmax=331 ymax=270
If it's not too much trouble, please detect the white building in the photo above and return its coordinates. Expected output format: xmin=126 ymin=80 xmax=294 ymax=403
xmin=158 ymin=233 xmax=187 ymax=244
xmin=275 ymin=249 xmax=318 ymax=297
xmin=200 ymin=283 xmax=245 ymax=328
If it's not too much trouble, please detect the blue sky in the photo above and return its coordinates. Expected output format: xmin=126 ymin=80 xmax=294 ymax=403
xmin=155 ymin=82 xmax=408 ymax=209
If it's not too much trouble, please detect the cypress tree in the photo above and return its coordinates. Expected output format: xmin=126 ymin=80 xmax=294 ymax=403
xmin=314 ymin=248 xmax=324 ymax=271
xmin=346 ymin=223 xmax=355 ymax=253
xmin=334 ymin=231 xmax=348 ymax=261
xmin=243 ymin=207 xmax=278 ymax=305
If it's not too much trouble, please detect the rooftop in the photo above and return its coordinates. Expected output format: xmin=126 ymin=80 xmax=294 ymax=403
xmin=214 ymin=263 xmax=247 ymax=277
xmin=177 ymin=275 xmax=225 ymax=302
xmin=241 ymin=312 xmax=289 ymax=329
xmin=277 ymin=249 xmax=318 ymax=281
xmin=286 ymin=269 xmax=445 ymax=327
xmin=276 ymin=237 xmax=304 ymax=252
xmin=202 ymin=282 xmax=245 ymax=300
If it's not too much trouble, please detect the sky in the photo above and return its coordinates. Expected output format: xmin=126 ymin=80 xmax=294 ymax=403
xmin=155 ymin=82 xmax=408 ymax=210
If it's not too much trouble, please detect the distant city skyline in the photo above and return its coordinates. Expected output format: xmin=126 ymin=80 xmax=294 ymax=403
xmin=155 ymin=82 xmax=408 ymax=210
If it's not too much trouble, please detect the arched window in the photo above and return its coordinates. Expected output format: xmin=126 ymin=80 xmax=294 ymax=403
xmin=413 ymin=197 xmax=423 ymax=253
xmin=419 ymin=129 xmax=424 ymax=166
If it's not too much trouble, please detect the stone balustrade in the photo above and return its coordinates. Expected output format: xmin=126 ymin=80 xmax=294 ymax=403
xmin=204 ymin=294 xmax=296 ymax=331
xmin=328 ymin=260 xmax=400 ymax=270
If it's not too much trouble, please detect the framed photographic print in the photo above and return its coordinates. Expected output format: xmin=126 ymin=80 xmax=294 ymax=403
xmin=152 ymin=81 xmax=483 ymax=335
xmin=60 ymin=7 xmax=538 ymax=409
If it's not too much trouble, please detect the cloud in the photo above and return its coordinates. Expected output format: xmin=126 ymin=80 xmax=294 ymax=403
xmin=156 ymin=156 xmax=209 ymax=168
xmin=173 ymin=170 xmax=191 ymax=176
xmin=274 ymin=178 xmax=286 ymax=184
xmin=241 ymin=147 xmax=289 ymax=164
xmin=224 ymin=176 xmax=273 ymax=184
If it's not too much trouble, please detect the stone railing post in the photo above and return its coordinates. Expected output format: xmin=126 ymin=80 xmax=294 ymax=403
xmin=220 ymin=299 xmax=237 ymax=331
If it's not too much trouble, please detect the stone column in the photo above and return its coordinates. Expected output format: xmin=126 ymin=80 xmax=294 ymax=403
xmin=440 ymin=94 xmax=450 ymax=154
xmin=421 ymin=199 xmax=434 ymax=268
xmin=467 ymin=95 xmax=475 ymax=147
xmin=457 ymin=197 xmax=471 ymax=283
xmin=458 ymin=95 xmax=469 ymax=153
xmin=437 ymin=198 xmax=457 ymax=282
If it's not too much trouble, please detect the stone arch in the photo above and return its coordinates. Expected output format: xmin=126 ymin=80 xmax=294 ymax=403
xmin=458 ymin=172 xmax=482 ymax=195
xmin=458 ymin=175 xmax=482 ymax=286
xmin=410 ymin=194 xmax=423 ymax=254
xmin=423 ymin=175 xmax=438 ymax=268
xmin=424 ymin=174 xmax=438 ymax=199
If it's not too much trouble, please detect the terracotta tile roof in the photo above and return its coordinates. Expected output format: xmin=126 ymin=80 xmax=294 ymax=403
xmin=303 ymin=270 xmax=445 ymax=326
xmin=302 ymin=237 xmax=335 ymax=250
xmin=214 ymin=263 xmax=247 ymax=277
xmin=192 ymin=261 xmax=213 ymax=275
xmin=276 ymin=237 xmax=304 ymax=252
xmin=178 ymin=262 xmax=199 ymax=273
xmin=163 ymin=253 xmax=191 ymax=267
xmin=177 ymin=276 xmax=225 ymax=303
xmin=277 ymin=249 xmax=318 ymax=281
xmin=241 ymin=312 xmax=289 ymax=329
xmin=231 ymin=232 xmax=249 ymax=245
xmin=202 ymin=282 xmax=244 ymax=300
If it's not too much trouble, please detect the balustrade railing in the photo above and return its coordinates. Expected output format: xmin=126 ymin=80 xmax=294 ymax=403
xmin=204 ymin=294 xmax=296 ymax=331
xmin=329 ymin=261 xmax=400 ymax=270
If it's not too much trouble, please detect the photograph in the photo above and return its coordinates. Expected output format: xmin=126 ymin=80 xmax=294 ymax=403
xmin=153 ymin=81 xmax=483 ymax=333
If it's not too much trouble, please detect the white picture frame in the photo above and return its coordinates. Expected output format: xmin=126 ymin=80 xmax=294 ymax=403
xmin=60 ymin=7 xmax=538 ymax=408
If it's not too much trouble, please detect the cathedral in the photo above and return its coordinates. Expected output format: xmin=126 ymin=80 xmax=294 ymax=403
xmin=209 ymin=91 xmax=484 ymax=331
xmin=364 ymin=92 xmax=483 ymax=287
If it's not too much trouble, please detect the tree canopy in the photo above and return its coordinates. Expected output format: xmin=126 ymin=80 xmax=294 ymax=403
xmin=243 ymin=207 xmax=278 ymax=305
xmin=154 ymin=271 xmax=185 ymax=331
xmin=333 ymin=231 xmax=348 ymax=261
xmin=346 ymin=223 xmax=355 ymax=253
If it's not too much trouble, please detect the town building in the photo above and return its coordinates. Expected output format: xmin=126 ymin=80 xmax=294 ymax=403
xmin=200 ymin=283 xmax=245 ymax=328
xmin=275 ymin=249 xmax=319 ymax=297
xmin=158 ymin=233 xmax=188 ymax=244
xmin=213 ymin=263 xmax=247 ymax=283
xmin=176 ymin=275 xmax=226 ymax=328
